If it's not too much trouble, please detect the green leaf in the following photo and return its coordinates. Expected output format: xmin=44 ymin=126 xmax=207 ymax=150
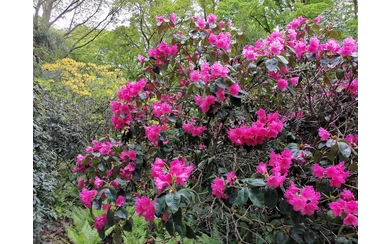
xmin=92 ymin=199 xmax=102 ymax=210
xmin=116 ymin=207 xmax=127 ymax=219
xmin=155 ymin=195 xmax=166 ymax=216
xmin=349 ymin=163 xmax=358 ymax=172
xmin=113 ymin=228 xmax=122 ymax=244
xmin=168 ymin=114 xmax=176 ymax=123
xmin=107 ymin=209 xmax=115 ymax=227
xmin=338 ymin=142 xmax=351 ymax=159
xmin=230 ymin=95 xmax=242 ymax=107
xmin=123 ymin=219 xmax=132 ymax=232
xmin=248 ymin=187 xmax=264 ymax=207
xmin=177 ymin=188 xmax=193 ymax=203
xmin=313 ymin=150 xmax=322 ymax=163
xmin=165 ymin=193 xmax=181 ymax=213
xmin=221 ymin=52 xmax=229 ymax=64
xmin=241 ymin=178 xmax=266 ymax=187
xmin=265 ymin=58 xmax=278 ymax=72
xmin=237 ymin=33 xmax=246 ymax=44
xmin=165 ymin=219 xmax=175 ymax=236
xmin=291 ymin=210 xmax=305 ymax=224
xmin=276 ymin=231 xmax=289 ymax=244
xmin=279 ymin=199 xmax=292 ymax=214
xmin=277 ymin=55 xmax=289 ymax=65
xmin=326 ymin=139 xmax=337 ymax=148
xmin=336 ymin=69 xmax=345 ymax=79
xmin=235 ymin=187 xmax=249 ymax=206
xmin=185 ymin=225 xmax=196 ymax=239
xmin=264 ymin=188 xmax=278 ymax=208
xmin=104 ymin=187 xmax=117 ymax=201
xmin=304 ymin=231 xmax=316 ymax=244
xmin=172 ymin=208 xmax=186 ymax=238
xmin=98 ymin=230 xmax=105 ymax=239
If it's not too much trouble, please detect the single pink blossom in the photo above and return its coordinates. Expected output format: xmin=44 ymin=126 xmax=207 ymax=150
xmin=256 ymin=162 xmax=268 ymax=175
xmin=343 ymin=214 xmax=358 ymax=226
xmin=116 ymin=195 xmax=126 ymax=207
xmin=318 ymin=127 xmax=331 ymax=141
xmin=211 ymin=177 xmax=227 ymax=199
xmin=135 ymin=196 xmax=155 ymax=222
xmin=94 ymin=214 xmax=107 ymax=231
xmin=226 ymin=171 xmax=236 ymax=186
xmin=277 ymin=79 xmax=288 ymax=91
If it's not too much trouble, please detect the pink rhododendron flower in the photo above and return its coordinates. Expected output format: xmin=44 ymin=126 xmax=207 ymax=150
xmin=190 ymin=70 xmax=200 ymax=82
xmin=102 ymin=204 xmax=111 ymax=211
xmin=339 ymin=37 xmax=358 ymax=57
xmin=313 ymin=15 xmax=321 ymax=24
xmin=343 ymin=214 xmax=358 ymax=226
xmin=94 ymin=214 xmax=107 ymax=231
xmin=152 ymin=102 xmax=172 ymax=118
xmin=343 ymin=78 xmax=358 ymax=97
xmin=277 ymin=79 xmax=288 ymax=91
xmin=340 ymin=188 xmax=355 ymax=201
xmin=307 ymin=37 xmax=320 ymax=53
xmin=182 ymin=123 xmax=207 ymax=137
xmin=138 ymin=54 xmax=145 ymax=63
xmin=318 ymin=127 xmax=331 ymax=141
xmin=196 ymin=17 xmax=206 ymax=29
xmin=284 ymin=183 xmax=320 ymax=216
xmin=94 ymin=176 xmax=104 ymax=189
xmin=329 ymin=201 xmax=344 ymax=217
xmin=77 ymin=178 xmax=85 ymax=190
xmin=194 ymin=95 xmax=216 ymax=113
xmin=151 ymin=158 xmax=194 ymax=192
xmin=116 ymin=195 xmax=126 ymax=207
xmin=215 ymin=88 xmax=226 ymax=100
xmin=290 ymin=77 xmax=299 ymax=87
xmin=324 ymin=162 xmax=349 ymax=188
xmin=120 ymin=150 xmax=137 ymax=162
xmin=294 ymin=39 xmax=306 ymax=60
xmin=228 ymin=83 xmax=241 ymax=96
xmin=325 ymin=38 xmax=340 ymax=54
xmin=211 ymin=177 xmax=227 ymax=199
xmin=145 ymin=125 xmax=163 ymax=142
xmin=135 ymin=196 xmax=155 ymax=222
xmin=207 ymin=13 xmax=217 ymax=24
xmin=312 ymin=164 xmax=325 ymax=178
xmin=256 ymin=162 xmax=268 ymax=175
xmin=242 ymin=45 xmax=259 ymax=61
xmin=120 ymin=162 xmax=136 ymax=181
xmin=80 ymin=188 xmax=98 ymax=208
xmin=170 ymin=12 xmax=176 ymax=25
xmin=344 ymin=200 xmax=358 ymax=215
xmin=210 ymin=61 xmax=229 ymax=78
xmin=226 ymin=171 xmax=236 ymax=186
xmin=267 ymin=174 xmax=286 ymax=188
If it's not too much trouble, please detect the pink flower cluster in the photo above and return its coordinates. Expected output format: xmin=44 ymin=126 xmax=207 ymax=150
xmin=345 ymin=134 xmax=358 ymax=147
xmin=209 ymin=32 xmax=231 ymax=51
xmin=148 ymin=41 xmax=178 ymax=60
xmin=242 ymin=45 xmax=259 ymax=61
xmin=135 ymin=196 xmax=155 ymax=222
xmin=111 ymin=101 xmax=135 ymax=130
xmin=152 ymin=102 xmax=172 ymax=118
xmin=120 ymin=150 xmax=137 ymax=162
xmin=312 ymin=161 xmax=349 ymax=188
xmin=265 ymin=150 xmax=293 ymax=188
xmin=211 ymin=177 xmax=227 ymax=199
xmin=228 ymin=109 xmax=284 ymax=147
xmin=318 ymin=127 xmax=331 ymax=141
xmin=284 ymin=181 xmax=321 ymax=216
xmin=120 ymin=162 xmax=136 ymax=181
xmin=116 ymin=195 xmax=126 ymax=207
xmin=144 ymin=124 xmax=167 ymax=143
xmin=80 ymin=188 xmax=98 ymax=208
xmin=343 ymin=78 xmax=358 ymax=98
xmin=194 ymin=95 xmax=216 ymax=113
xmin=226 ymin=171 xmax=236 ymax=186
xmin=151 ymin=157 xmax=194 ymax=192
xmin=94 ymin=213 xmax=107 ymax=231
xmin=329 ymin=189 xmax=358 ymax=226
xmin=117 ymin=79 xmax=147 ymax=103
xmin=156 ymin=12 xmax=176 ymax=25
xmin=228 ymin=83 xmax=241 ymax=96
xmin=182 ymin=123 xmax=207 ymax=137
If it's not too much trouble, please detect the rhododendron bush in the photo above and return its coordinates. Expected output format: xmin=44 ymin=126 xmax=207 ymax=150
xmin=73 ymin=13 xmax=358 ymax=243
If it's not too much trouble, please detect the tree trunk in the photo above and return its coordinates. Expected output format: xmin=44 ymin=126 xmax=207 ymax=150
xmin=43 ymin=0 xmax=54 ymax=28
